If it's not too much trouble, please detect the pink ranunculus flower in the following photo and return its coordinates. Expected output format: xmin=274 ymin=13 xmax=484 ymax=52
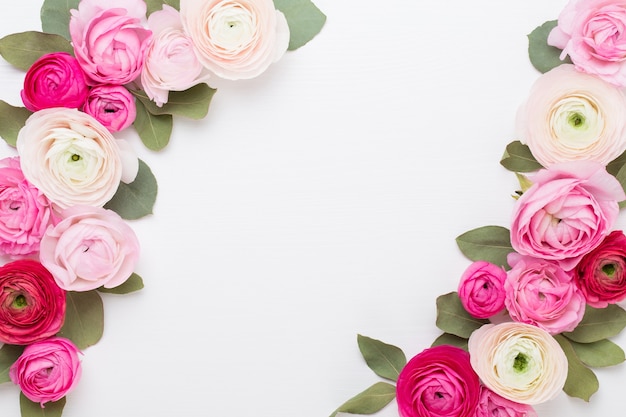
xmin=505 ymin=253 xmax=585 ymax=334
xmin=141 ymin=5 xmax=210 ymax=107
xmin=16 ymin=108 xmax=138 ymax=210
xmin=510 ymin=160 xmax=625 ymax=271
xmin=0 ymin=157 xmax=58 ymax=256
xmin=396 ymin=345 xmax=480 ymax=417
xmin=180 ymin=0 xmax=290 ymax=80
xmin=69 ymin=0 xmax=152 ymax=85
xmin=10 ymin=337 xmax=82 ymax=406
xmin=458 ymin=261 xmax=507 ymax=319
xmin=515 ymin=64 xmax=626 ymax=167
xmin=475 ymin=386 xmax=537 ymax=417
xmin=83 ymin=85 xmax=136 ymax=132
xmin=548 ymin=0 xmax=626 ymax=87
xmin=20 ymin=52 xmax=89 ymax=112
xmin=39 ymin=205 xmax=140 ymax=292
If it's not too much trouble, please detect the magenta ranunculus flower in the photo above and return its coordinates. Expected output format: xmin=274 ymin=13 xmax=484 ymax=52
xmin=458 ymin=261 xmax=507 ymax=319
xmin=10 ymin=337 xmax=82 ymax=406
xmin=475 ymin=386 xmax=537 ymax=417
xmin=574 ymin=230 xmax=626 ymax=307
xmin=20 ymin=52 xmax=89 ymax=111
xmin=0 ymin=157 xmax=58 ymax=256
xmin=0 ymin=259 xmax=66 ymax=345
xmin=505 ymin=253 xmax=585 ymax=334
xmin=396 ymin=344 xmax=480 ymax=417
xmin=510 ymin=160 xmax=625 ymax=271
xmin=69 ymin=0 xmax=152 ymax=85
xmin=83 ymin=85 xmax=136 ymax=132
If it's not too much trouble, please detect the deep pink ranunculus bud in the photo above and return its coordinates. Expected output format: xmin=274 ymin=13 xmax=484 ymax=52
xmin=458 ymin=261 xmax=507 ymax=319
xmin=83 ymin=85 xmax=136 ymax=132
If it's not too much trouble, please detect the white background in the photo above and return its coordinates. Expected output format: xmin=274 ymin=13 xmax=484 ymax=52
xmin=1 ymin=0 xmax=626 ymax=416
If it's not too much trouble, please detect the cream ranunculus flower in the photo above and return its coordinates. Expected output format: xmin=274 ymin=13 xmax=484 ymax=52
xmin=516 ymin=64 xmax=626 ymax=167
xmin=468 ymin=322 xmax=568 ymax=405
xmin=180 ymin=0 xmax=290 ymax=80
xmin=16 ymin=108 xmax=138 ymax=209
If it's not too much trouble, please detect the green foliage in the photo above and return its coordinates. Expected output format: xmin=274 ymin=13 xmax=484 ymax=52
xmin=58 ymin=291 xmax=104 ymax=350
xmin=500 ymin=141 xmax=543 ymax=173
xmin=456 ymin=226 xmax=514 ymax=268
xmin=133 ymin=100 xmax=173 ymax=151
xmin=607 ymin=150 xmax=626 ymax=176
xmin=21 ymin=393 xmax=66 ymax=417
xmin=329 ymin=382 xmax=396 ymax=417
xmin=0 ymin=31 xmax=73 ymax=71
xmin=563 ymin=305 xmax=626 ymax=343
xmin=145 ymin=0 xmax=180 ymax=15
xmin=0 ymin=344 xmax=25 ymax=383
xmin=357 ymin=334 xmax=406 ymax=382
xmin=0 ymin=101 xmax=32 ymax=147
xmin=132 ymin=84 xmax=216 ymax=120
xmin=105 ymin=159 xmax=158 ymax=220
xmin=40 ymin=0 xmax=80 ymax=40
xmin=435 ymin=292 xmax=489 ymax=338
xmin=98 ymin=273 xmax=144 ymax=294
xmin=568 ymin=338 xmax=626 ymax=368
xmin=528 ymin=20 xmax=572 ymax=73
xmin=615 ymin=163 xmax=626 ymax=209
xmin=555 ymin=335 xmax=599 ymax=402
xmin=274 ymin=0 xmax=327 ymax=50
xmin=431 ymin=333 xmax=468 ymax=351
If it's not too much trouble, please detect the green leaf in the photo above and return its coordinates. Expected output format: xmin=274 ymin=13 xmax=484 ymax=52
xmin=104 ymin=159 xmax=158 ymax=220
xmin=555 ymin=335 xmax=599 ymax=402
xmin=607 ymin=150 xmax=626 ymax=176
xmin=568 ymin=338 xmax=626 ymax=368
xmin=133 ymin=99 xmax=173 ymax=151
xmin=615 ymin=163 xmax=626 ymax=208
xmin=131 ymin=84 xmax=216 ymax=120
xmin=500 ymin=141 xmax=543 ymax=173
xmin=40 ymin=0 xmax=80 ymax=40
xmin=20 ymin=393 xmax=66 ymax=417
xmin=563 ymin=304 xmax=626 ymax=343
xmin=456 ymin=226 xmax=514 ymax=268
xmin=528 ymin=20 xmax=572 ymax=73
xmin=329 ymin=382 xmax=396 ymax=417
xmin=98 ymin=273 xmax=144 ymax=294
xmin=0 ymin=344 xmax=25 ymax=383
xmin=0 ymin=31 xmax=73 ymax=71
xmin=145 ymin=0 xmax=180 ymax=15
xmin=58 ymin=290 xmax=104 ymax=350
xmin=273 ymin=0 xmax=326 ymax=50
xmin=357 ymin=334 xmax=406 ymax=382
xmin=435 ymin=292 xmax=489 ymax=338
xmin=0 ymin=101 xmax=32 ymax=147
xmin=430 ymin=333 xmax=468 ymax=351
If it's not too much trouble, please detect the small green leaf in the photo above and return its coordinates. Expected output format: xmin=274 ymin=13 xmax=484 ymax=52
xmin=20 ymin=393 xmax=66 ymax=417
xmin=528 ymin=20 xmax=572 ymax=73
xmin=0 ymin=344 xmax=25 ymax=383
xmin=607 ymin=150 xmax=626 ymax=176
xmin=615 ymin=163 xmax=626 ymax=208
xmin=456 ymin=226 xmax=514 ymax=268
xmin=563 ymin=304 xmax=626 ymax=343
xmin=40 ymin=0 xmax=80 ymax=40
xmin=0 ymin=31 xmax=73 ymax=71
xmin=98 ymin=273 xmax=144 ymax=294
xmin=357 ymin=334 xmax=406 ymax=382
xmin=330 ymin=382 xmax=396 ymax=417
xmin=104 ymin=159 xmax=158 ymax=220
xmin=555 ymin=335 xmax=599 ymax=402
xmin=568 ymin=338 xmax=625 ymax=368
xmin=500 ymin=141 xmax=543 ymax=173
xmin=58 ymin=290 xmax=104 ymax=350
xmin=132 ymin=84 xmax=216 ymax=120
xmin=435 ymin=292 xmax=489 ymax=338
xmin=145 ymin=0 xmax=180 ymax=15
xmin=0 ymin=101 xmax=32 ymax=147
xmin=133 ymin=99 xmax=173 ymax=151
xmin=431 ymin=333 xmax=469 ymax=351
xmin=274 ymin=0 xmax=326 ymax=50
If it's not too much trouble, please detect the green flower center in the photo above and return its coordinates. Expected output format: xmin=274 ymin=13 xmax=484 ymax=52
xmin=568 ymin=112 xmax=585 ymax=129
xmin=71 ymin=154 xmax=81 ymax=162
xmin=513 ymin=352 xmax=529 ymax=373
xmin=603 ymin=263 xmax=617 ymax=277
xmin=12 ymin=294 xmax=27 ymax=309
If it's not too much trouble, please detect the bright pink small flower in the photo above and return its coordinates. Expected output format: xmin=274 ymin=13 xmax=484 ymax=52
xmin=458 ymin=261 xmax=507 ymax=318
xmin=83 ymin=85 xmax=136 ymax=132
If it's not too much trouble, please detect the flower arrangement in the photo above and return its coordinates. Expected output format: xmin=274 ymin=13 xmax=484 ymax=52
xmin=0 ymin=0 xmax=325 ymax=416
xmin=330 ymin=1 xmax=626 ymax=416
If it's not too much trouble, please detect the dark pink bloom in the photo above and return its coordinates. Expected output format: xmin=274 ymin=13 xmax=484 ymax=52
xmin=83 ymin=85 xmax=136 ymax=132
xmin=458 ymin=261 xmax=507 ymax=318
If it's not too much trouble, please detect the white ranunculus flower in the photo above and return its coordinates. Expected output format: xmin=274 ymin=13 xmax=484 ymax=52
xmin=16 ymin=108 xmax=138 ymax=209
xmin=468 ymin=322 xmax=568 ymax=405
xmin=516 ymin=64 xmax=626 ymax=167
xmin=180 ymin=0 xmax=290 ymax=80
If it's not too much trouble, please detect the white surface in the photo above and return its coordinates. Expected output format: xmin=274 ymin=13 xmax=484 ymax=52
xmin=0 ymin=0 xmax=625 ymax=416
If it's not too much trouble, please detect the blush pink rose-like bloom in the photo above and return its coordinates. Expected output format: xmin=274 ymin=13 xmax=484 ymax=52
xmin=180 ymin=0 xmax=290 ymax=80
xmin=0 ymin=259 xmax=66 ymax=345
xmin=515 ymin=64 xmax=626 ymax=167
xmin=10 ymin=337 xmax=82 ymax=406
xmin=69 ymin=0 xmax=152 ymax=85
xmin=396 ymin=345 xmax=480 ymax=417
xmin=510 ymin=160 xmax=625 ymax=271
xmin=83 ymin=85 xmax=136 ymax=132
xmin=141 ymin=5 xmax=210 ymax=107
xmin=505 ymin=253 xmax=585 ymax=334
xmin=474 ymin=386 xmax=538 ymax=417
xmin=548 ymin=0 xmax=626 ymax=87
xmin=0 ymin=157 xmax=58 ymax=256
xmin=458 ymin=261 xmax=507 ymax=319
xmin=20 ymin=52 xmax=89 ymax=112
xmin=40 ymin=205 xmax=140 ymax=292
